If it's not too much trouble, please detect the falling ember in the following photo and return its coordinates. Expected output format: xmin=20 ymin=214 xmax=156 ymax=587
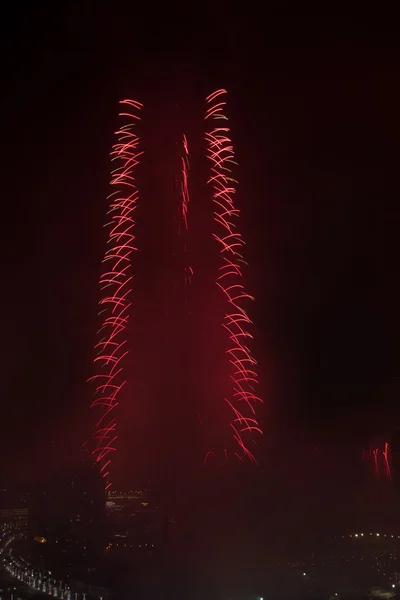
xmin=88 ymin=99 xmax=143 ymax=487
xmin=204 ymin=89 xmax=263 ymax=464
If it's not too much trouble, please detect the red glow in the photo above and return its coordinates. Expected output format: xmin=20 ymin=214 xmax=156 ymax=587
xmin=205 ymin=89 xmax=263 ymax=463
xmin=89 ymin=98 xmax=143 ymax=487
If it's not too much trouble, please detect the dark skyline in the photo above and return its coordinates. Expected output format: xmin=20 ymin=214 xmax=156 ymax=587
xmin=0 ymin=6 xmax=399 ymax=483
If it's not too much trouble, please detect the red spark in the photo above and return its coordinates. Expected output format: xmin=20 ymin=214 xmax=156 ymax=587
xmin=204 ymin=451 xmax=217 ymax=465
xmin=204 ymin=89 xmax=263 ymax=464
xmin=89 ymin=98 xmax=143 ymax=487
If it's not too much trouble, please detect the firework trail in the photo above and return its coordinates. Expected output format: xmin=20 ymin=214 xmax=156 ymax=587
xmin=383 ymin=442 xmax=392 ymax=480
xmin=204 ymin=89 xmax=263 ymax=464
xmin=179 ymin=134 xmax=193 ymax=287
xmin=89 ymin=99 xmax=143 ymax=488
xmin=180 ymin=134 xmax=190 ymax=234
xmin=372 ymin=448 xmax=380 ymax=479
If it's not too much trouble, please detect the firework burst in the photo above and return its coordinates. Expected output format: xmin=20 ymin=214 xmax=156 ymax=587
xmin=383 ymin=442 xmax=392 ymax=480
xmin=89 ymin=99 xmax=143 ymax=488
xmin=204 ymin=89 xmax=263 ymax=464
xmin=179 ymin=133 xmax=193 ymax=288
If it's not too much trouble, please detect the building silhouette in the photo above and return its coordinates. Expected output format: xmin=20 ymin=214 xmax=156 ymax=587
xmin=28 ymin=459 xmax=106 ymax=579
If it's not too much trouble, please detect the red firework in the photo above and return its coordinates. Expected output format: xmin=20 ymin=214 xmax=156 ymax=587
xmin=180 ymin=134 xmax=193 ymax=288
xmin=204 ymin=89 xmax=263 ymax=464
xmin=372 ymin=448 xmax=379 ymax=478
xmin=180 ymin=134 xmax=190 ymax=233
xmin=89 ymin=99 xmax=143 ymax=488
xmin=383 ymin=442 xmax=392 ymax=480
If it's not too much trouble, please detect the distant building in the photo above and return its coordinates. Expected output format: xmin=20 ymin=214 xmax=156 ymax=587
xmin=0 ymin=488 xmax=28 ymax=530
xmin=106 ymin=489 xmax=163 ymax=557
xmin=28 ymin=459 xmax=106 ymax=577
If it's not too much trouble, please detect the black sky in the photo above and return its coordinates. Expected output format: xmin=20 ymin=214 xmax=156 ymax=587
xmin=0 ymin=5 xmax=399 ymax=482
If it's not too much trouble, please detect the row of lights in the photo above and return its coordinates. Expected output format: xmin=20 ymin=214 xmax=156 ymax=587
xmin=347 ymin=533 xmax=400 ymax=538
xmin=303 ymin=537 xmax=400 ymax=597
xmin=0 ymin=531 xmax=73 ymax=600
xmin=105 ymin=543 xmax=155 ymax=550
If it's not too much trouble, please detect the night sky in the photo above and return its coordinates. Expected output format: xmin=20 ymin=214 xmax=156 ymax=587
xmin=0 ymin=6 xmax=399 ymax=485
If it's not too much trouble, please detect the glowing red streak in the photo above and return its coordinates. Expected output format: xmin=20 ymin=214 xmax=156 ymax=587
xmin=204 ymin=451 xmax=217 ymax=465
xmin=383 ymin=442 xmax=392 ymax=480
xmin=179 ymin=134 xmax=192 ymax=286
xmin=205 ymin=89 xmax=263 ymax=463
xmin=89 ymin=98 xmax=142 ymax=487
xmin=180 ymin=134 xmax=190 ymax=232
xmin=372 ymin=448 xmax=379 ymax=478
